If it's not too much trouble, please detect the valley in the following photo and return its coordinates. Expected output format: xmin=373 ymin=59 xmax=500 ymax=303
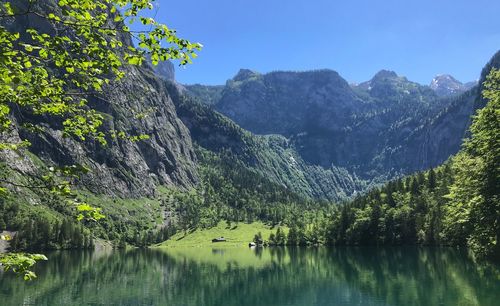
xmin=0 ymin=2 xmax=499 ymax=304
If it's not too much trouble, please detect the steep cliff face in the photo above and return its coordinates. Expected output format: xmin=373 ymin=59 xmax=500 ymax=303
xmin=4 ymin=0 xmax=498 ymax=203
xmin=396 ymin=89 xmax=477 ymax=169
xmin=475 ymin=50 xmax=500 ymax=108
xmin=216 ymin=69 xmax=365 ymax=137
xmin=294 ymin=70 xmax=444 ymax=173
xmin=343 ymin=70 xmax=457 ymax=175
xmin=20 ymin=66 xmax=198 ymax=197
xmin=1 ymin=1 xmax=198 ymax=198
xmin=403 ymin=50 xmax=500 ymax=172
xmin=184 ymin=84 xmax=225 ymax=106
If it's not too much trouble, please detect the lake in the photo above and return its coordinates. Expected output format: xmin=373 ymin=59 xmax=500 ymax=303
xmin=1 ymin=247 xmax=499 ymax=306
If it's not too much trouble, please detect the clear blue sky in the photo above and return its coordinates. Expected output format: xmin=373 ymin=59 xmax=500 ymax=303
xmin=150 ymin=0 xmax=499 ymax=85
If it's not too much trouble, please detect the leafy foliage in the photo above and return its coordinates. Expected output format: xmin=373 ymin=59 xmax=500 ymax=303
xmin=0 ymin=0 xmax=200 ymax=279
xmin=0 ymin=0 xmax=200 ymax=147
xmin=445 ymin=68 xmax=500 ymax=258
xmin=0 ymin=252 xmax=47 ymax=280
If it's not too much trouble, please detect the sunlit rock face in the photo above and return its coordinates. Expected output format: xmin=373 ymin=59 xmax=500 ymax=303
xmin=0 ymin=0 xmax=199 ymax=197
xmin=430 ymin=74 xmax=476 ymax=97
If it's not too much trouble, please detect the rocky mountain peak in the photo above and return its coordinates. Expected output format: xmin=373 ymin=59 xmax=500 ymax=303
xmin=372 ymin=70 xmax=399 ymax=81
xmin=430 ymin=74 xmax=464 ymax=96
xmin=357 ymin=70 xmax=400 ymax=91
xmin=429 ymin=74 xmax=478 ymax=97
xmin=233 ymin=69 xmax=260 ymax=82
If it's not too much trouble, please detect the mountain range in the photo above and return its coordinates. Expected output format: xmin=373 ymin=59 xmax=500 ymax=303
xmin=182 ymin=57 xmax=495 ymax=199
xmin=3 ymin=26 xmax=496 ymax=204
xmin=1 ymin=1 xmax=498 ymax=254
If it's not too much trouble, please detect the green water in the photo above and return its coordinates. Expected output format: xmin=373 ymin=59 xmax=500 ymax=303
xmin=0 ymin=247 xmax=499 ymax=306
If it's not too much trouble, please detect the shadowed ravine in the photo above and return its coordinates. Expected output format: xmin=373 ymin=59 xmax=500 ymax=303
xmin=1 ymin=247 xmax=499 ymax=306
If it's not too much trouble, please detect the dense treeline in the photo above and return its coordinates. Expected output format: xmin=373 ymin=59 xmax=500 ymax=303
xmin=0 ymin=162 xmax=93 ymax=251
xmin=328 ymin=69 xmax=499 ymax=259
xmin=264 ymin=158 xmax=495 ymax=258
xmin=0 ymin=161 xmax=165 ymax=250
xmin=327 ymin=165 xmax=452 ymax=247
xmin=11 ymin=217 xmax=93 ymax=251
xmin=0 ymin=199 xmax=93 ymax=251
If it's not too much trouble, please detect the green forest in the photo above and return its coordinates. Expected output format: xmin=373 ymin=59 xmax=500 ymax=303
xmin=159 ymin=69 xmax=499 ymax=260
xmin=6 ymin=71 xmax=498 ymax=259
xmin=0 ymin=0 xmax=499 ymax=285
xmin=140 ymin=69 xmax=500 ymax=260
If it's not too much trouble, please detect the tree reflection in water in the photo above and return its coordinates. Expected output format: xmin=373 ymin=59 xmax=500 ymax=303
xmin=0 ymin=247 xmax=498 ymax=306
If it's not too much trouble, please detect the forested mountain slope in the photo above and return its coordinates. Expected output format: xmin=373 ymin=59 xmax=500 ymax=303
xmin=186 ymin=53 xmax=498 ymax=196
xmin=251 ymin=66 xmax=499 ymax=260
xmin=326 ymin=66 xmax=499 ymax=259
xmin=170 ymin=88 xmax=368 ymax=200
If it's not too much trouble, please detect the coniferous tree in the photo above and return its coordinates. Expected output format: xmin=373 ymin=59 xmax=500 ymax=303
xmin=428 ymin=169 xmax=437 ymax=190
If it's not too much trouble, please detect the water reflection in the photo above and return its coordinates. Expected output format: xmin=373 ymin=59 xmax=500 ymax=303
xmin=0 ymin=247 xmax=498 ymax=306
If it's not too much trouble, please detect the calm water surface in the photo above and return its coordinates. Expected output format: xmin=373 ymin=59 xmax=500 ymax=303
xmin=1 ymin=247 xmax=499 ymax=306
